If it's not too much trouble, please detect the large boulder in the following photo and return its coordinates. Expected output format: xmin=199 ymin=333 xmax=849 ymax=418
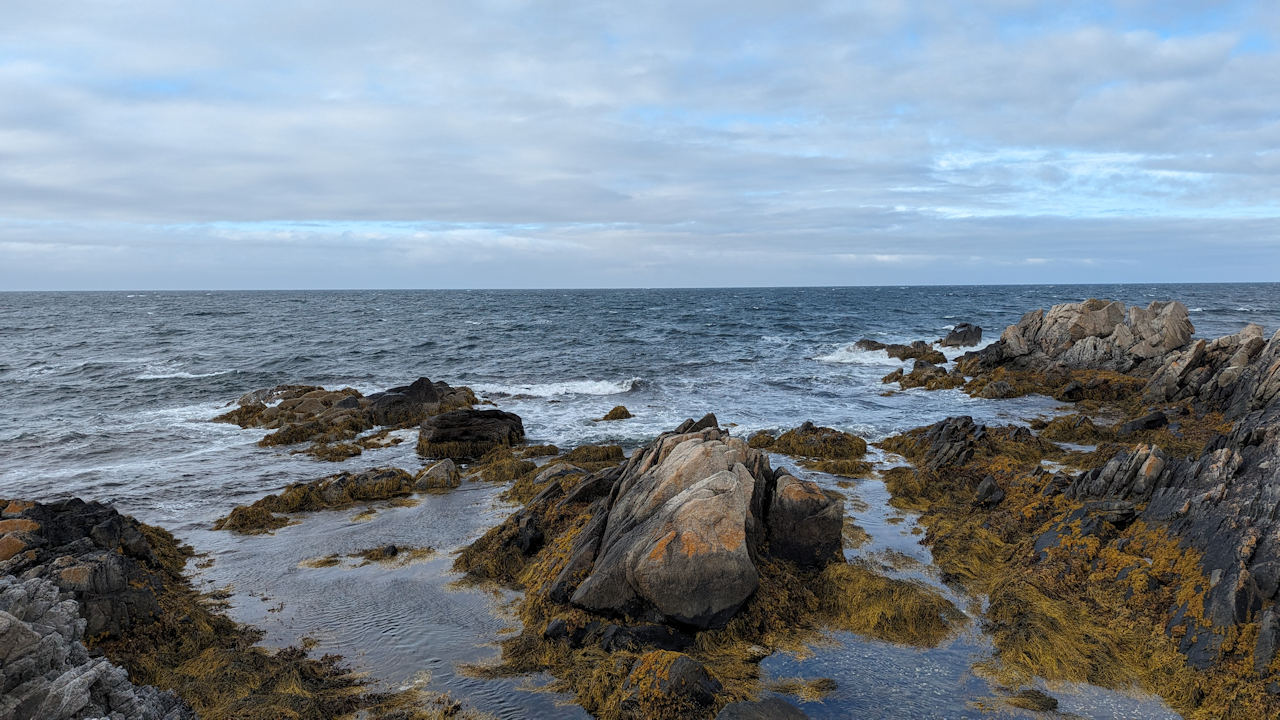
xmin=570 ymin=429 xmax=766 ymax=628
xmin=417 ymin=408 xmax=525 ymax=459
xmin=939 ymin=322 xmax=983 ymax=348
xmin=463 ymin=418 xmax=844 ymax=631
xmin=960 ymin=299 xmax=1193 ymax=375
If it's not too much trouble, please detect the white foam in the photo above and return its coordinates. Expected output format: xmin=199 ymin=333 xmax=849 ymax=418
xmin=473 ymin=377 xmax=641 ymax=398
xmin=137 ymin=368 xmax=238 ymax=380
xmin=813 ymin=345 xmax=900 ymax=365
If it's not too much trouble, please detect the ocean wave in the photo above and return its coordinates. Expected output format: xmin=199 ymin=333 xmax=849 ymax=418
xmin=1188 ymin=307 xmax=1204 ymax=313
xmin=473 ymin=377 xmax=643 ymax=398
xmin=136 ymin=367 xmax=238 ymax=381
xmin=813 ymin=345 xmax=900 ymax=365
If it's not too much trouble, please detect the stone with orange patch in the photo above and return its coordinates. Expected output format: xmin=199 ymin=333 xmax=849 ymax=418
xmin=0 ymin=533 xmax=27 ymax=561
xmin=0 ymin=517 xmax=39 ymax=534
xmin=2 ymin=500 xmax=34 ymax=517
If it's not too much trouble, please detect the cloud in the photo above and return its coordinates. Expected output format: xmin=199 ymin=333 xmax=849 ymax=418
xmin=0 ymin=0 xmax=1276 ymax=288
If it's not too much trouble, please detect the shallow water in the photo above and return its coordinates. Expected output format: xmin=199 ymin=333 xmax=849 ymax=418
xmin=3 ymin=284 xmax=1277 ymax=718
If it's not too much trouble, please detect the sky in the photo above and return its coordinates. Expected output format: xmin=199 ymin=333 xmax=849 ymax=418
xmin=0 ymin=0 xmax=1278 ymax=289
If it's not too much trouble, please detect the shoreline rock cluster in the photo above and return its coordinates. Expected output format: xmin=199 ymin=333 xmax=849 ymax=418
xmin=8 ymin=297 xmax=1277 ymax=719
xmin=876 ymin=297 xmax=1280 ymax=718
xmin=453 ymin=414 xmax=962 ymax=719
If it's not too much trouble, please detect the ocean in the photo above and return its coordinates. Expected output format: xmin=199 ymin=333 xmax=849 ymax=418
xmin=2 ymin=283 xmax=1278 ymax=718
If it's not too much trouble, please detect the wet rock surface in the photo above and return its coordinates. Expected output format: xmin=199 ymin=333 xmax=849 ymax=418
xmin=212 ymin=467 xmax=418 ymax=533
xmin=215 ymin=376 xmax=478 ymax=457
xmin=417 ymin=408 xmax=526 ymax=460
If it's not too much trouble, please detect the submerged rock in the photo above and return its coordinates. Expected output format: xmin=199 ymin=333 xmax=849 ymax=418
xmin=715 ymin=697 xmax=809 ymax=719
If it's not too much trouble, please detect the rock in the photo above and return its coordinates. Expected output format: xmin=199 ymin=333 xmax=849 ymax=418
xmin=920 ymin=416 xmax=981 ymax=471
xmin=939 ymin=322 xmax=982 ymax=348
xmin=0 ymin=576 xmax=195 ymax=720
xmin=619 ymin=651 xmax=721 ymax=719
xmin=977 ymin=380 xmax=1016 ymax=399
xmin=854 ymin=338 xmax=887 ymax=351
xmin=960 ymin=299 xmax=1193 ymax=375
xmin=417 ymin=408 xmax=525 ymax=459
xmin=1117 ymin=411 xmax=1168 ymax=437
xmin=974 ymin=476 xmax=1005 ymax=507
xmin=467 ymin=417 xmax=842 ymax=631
xmin=1257 ymin=609 xmax=1280 ymax=676
xmin=889 ymin=360 xmax=965 ymax=390
xmin=771 ymin=421 xmax=867 ymax=460
xmin=716 ymin=697 xmax=809 ymax=719
xmin=598 ymin=623 xmax=691 ymax=653
xmin=600 ymin=405 xmax=633 ymax=421
xmin=1008 ymin=688 xmax=1058 ymax=711
xmin=213 ymin=467 xmax=417 ymax=533
xmin=1055 ymin=380 xmax=1085 ymax=402
xmin=885 ymin=340 xmax=947 ymax=364
xmin=215 ymin=377 xmax=477 ymax=452
xmin=768 ymin=474 xmax=842 ymax=567
xmin=673 ymin=413 xmax=720 ymax=434
xmin=414 ymin=459 xmax=460 ymax=490
xmin=570 ymin=431 xmax=764 ymax=628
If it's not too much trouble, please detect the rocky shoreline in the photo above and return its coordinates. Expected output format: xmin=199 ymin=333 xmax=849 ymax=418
xmin=3 ymin=297 xmax=1278 ymax=718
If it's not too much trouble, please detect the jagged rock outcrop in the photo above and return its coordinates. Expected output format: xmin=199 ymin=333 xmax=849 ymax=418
xmin=961 ymin=299 xmax=1194 ymax=375
xmin=417 ymin=408 xmax=525 ymax=460
xmin=1144 ymin=324 xmax=1280 ymax=415
xmin=0 ymin=575 xmax=193 ymax=720
xmin=939 ymin=322 xmax=983 ymax=348
xmin=214 ymin=376 xmax=477 ymax=451
xmin=1061 ymin=325 xmax=1280 ymax=670
xmin=1 ymin=499 xmax=172 ymax=640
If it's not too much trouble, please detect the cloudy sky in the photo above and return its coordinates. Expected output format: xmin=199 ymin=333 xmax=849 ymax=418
xmin=1 ymin=1 xmax=1277 ymax=289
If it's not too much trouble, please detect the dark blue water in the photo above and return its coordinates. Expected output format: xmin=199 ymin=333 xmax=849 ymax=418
xmin=1 ymin=283 xmax=1276 ymax=718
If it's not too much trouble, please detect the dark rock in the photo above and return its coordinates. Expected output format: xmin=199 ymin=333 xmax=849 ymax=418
xmin=854 ymin=339 xmax=887 ymax=352
xmin=1008 ymin=688 xmax=1058 ymax=711
xmin=716 ymin=697 xmax=809 ymax=719
xmin=598 ymin=623 xmax=691 ymax=653
xmin=673 ymin=413 xmax=719 ymax=434
xmin=1256 ymin=609 xmax=1280 ymax=676
xmin=920 ymin=416 xmax=981 ymax=472
xmin=417 ymin=408 xmax=525 ymax=459
xmin=939 ymin=322 xmax=982 ymax=348
xmin=1055 ymin=380 xmax=1085 ymax=402
xmin=1117 ymin=411 xmax=1168 ymax=437
xmin=974 ymin=476 xmax=1005 ymax=507
xmin=977 ymin=380 xmax=1016 ymax=399
xmin=619 ymin=651 xmax=721 ymax=718
xmin=767 ymin=474 xmax=842 ymax=567
xmin=885 ymin=340 xmax=947 ymax=364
